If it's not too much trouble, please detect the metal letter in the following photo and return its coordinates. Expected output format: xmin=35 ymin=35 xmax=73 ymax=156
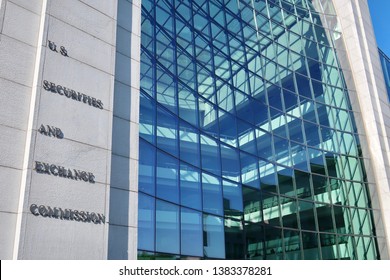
xmin=49 ymin=82 xmax=57 ymax=93
xmin=38 ymin=205 xmax=48 ymax=217
xmin=48 ymin=40 xmax=57 ymax=52
xmin=88 ymin=173 xmax=95 ymax=183
xmin=55 ymin=128 xmax=64 ymax=139
xmin=47 ymin=126 xmax=57 ymax=137
xmin=60 ymin=46 xmax=68 ymax=57
xmin=38 ymin=124 xmax=48 ymax=135
xmin=56 ymin=85 xmax=65 ymax=95
xmin=67 ymin=169 xmax=74 ymax=179
xmin=30 ymin=204 xmax=39 ymax=216
xmin=96 ymin=100 xmax=104 ymax=109
xmin=43 ymin=80 xmax=51 ymax=91
xmin=50 ymin=164 xmax=59 ymax=176
xmin=35 ymin=161 xmax=44 ymax=173
xmin=43 ymin=163 xmax=51 ymax=174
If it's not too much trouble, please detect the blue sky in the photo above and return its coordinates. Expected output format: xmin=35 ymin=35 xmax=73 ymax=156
xmin=368 ymin=0 xmax=390 ymax=55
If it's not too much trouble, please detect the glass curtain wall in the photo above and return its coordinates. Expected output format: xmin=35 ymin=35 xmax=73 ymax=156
xmin=137 ymin=0 xmax=379 ymax=259
xmin=379 ymin=49 xmax=390 ymax=102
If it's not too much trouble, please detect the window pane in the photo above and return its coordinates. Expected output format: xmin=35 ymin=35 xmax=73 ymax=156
xmin=156 ymin=151 xmax=179 ymax=203
xmin=138 ymin=193 xmax=155 ymax=251
xmin=181 ymin=208 xmax=203 ymax=257
xmin=139 ymin=139 xmax=155 ymax=195
xmin=204 ymin=214 xmax=225 ymax=259
xmin=201 ymin=134 xmax=221 ymax=175
xmin=202 ymin=172 xmax=223 ymax=216
xmin=180 ymin=164 xmax=202 ymax=210
xmin=180 ymin=121 xmax=200 ymax=167
xmin=223 ymin=180 xmax=243 ymax=215
xmin=156 ymin=200 xmax=179 ymax=254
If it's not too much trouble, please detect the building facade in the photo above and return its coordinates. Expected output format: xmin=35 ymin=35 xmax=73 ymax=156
xmin=0 ymin=0 xmax=389 ymax=260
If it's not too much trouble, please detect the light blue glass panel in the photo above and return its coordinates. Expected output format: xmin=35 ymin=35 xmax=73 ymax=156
xmin=138 ymin=193 xmax=155 ymax=251
xmin=157 ymin=106 xmax=178 ymax=157
xmin=139 ymin=92 xmax=156 ymax=144
xmin=222 ymin=180 xmax=243 ymax=214
xmin=139 ymin=139 xmax=155 ymax=196
xmin=201 ymin=134 xmax=221 ymax=176
xmin=181 ymin=208 xmax=203 ymax=257
xmin=156 ymin=151 xmax=179 ymax=203
xmin=219 ymin=111 xmax=238 ymax=147
xmin=202 ymin=172 xmax=223 ymax=216
xmin=179 ymin=121 xmax=200 ymax=167
xmin=240 ymin=152 xmax=260 ymax=189
xmin=156 ymin=200 xmax=179 ymax=254
xmin=180 ymin=164 xmax=202 ymax=210
xmin=220 ymin=144 xmax=240 ymax=182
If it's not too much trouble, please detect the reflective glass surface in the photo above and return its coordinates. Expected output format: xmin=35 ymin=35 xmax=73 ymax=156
xmin=379 ymin=49 xmax=390 ymax=102
xmin=137 ymin=0 xmax=379 ymax=259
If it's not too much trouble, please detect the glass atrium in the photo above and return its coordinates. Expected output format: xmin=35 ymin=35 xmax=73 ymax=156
xmin=137 ymin=0 xmax=379 ymax=259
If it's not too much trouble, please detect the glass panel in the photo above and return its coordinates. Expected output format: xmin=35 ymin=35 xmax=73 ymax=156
xmin=223 ymin=180 xmax=243 ymax=215
xmin=295 ymin=170 xmax=312 ymax=199
xmin=320 ymin=233 xmax=338 ymax=260
xmin=221 ymin=144 xmax=240 ymax=182
xmin=284 ymin=229 xmax=301 ymax=260
xmin=298 ymin=200 xmax=317 ymax=231
xmin=245 ymin=222 xmax=264 ymax=259
xmin=138 ymin=193 xmax=155 ymax=251
xmin=180 ymin=164 xmax=202 ymax=210
xmin=156 ymin=151 xmax=179 ymax=203
xmin=181 ymin=208 xmax=203 ymax=257
xmin=202 ymin=172 xmax=223 ymax=216
xmin=240 ymin=152 xmax=260 ymax=189
xmin=156 ymin=200 xmax=179 ymax=254
xmin=225 ymin=217 xmax=245 ymax=259
xmin=281 ymin=200 xmax=299 ymax=229
xmin=139 ymin=92 xmax=156 ymax=143
xmin=264 ymin=227 xmax=283 ymax=260
xmin=139 ymin=139 xmax=155 ymax=195
xmin=302 ymin=232 xmax=320 ymax=260
xmin=201 ymin=134 xmax=221 ymax=176
xmin=180 ymin=121 xmax=200 ymax=167
xmin=243 ymin=186 xmax=262 ymax=223
xmin=157 ymin=106 xmax=178 ymax=157
xmin=278 ymin=167 xmax=295 ymax=197
xmin=204 ymin=214 xmax=225 ymax=259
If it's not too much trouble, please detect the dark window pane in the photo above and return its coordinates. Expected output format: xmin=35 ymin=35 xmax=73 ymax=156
xmin=224 ymin=217 xmax=245 ymax=259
